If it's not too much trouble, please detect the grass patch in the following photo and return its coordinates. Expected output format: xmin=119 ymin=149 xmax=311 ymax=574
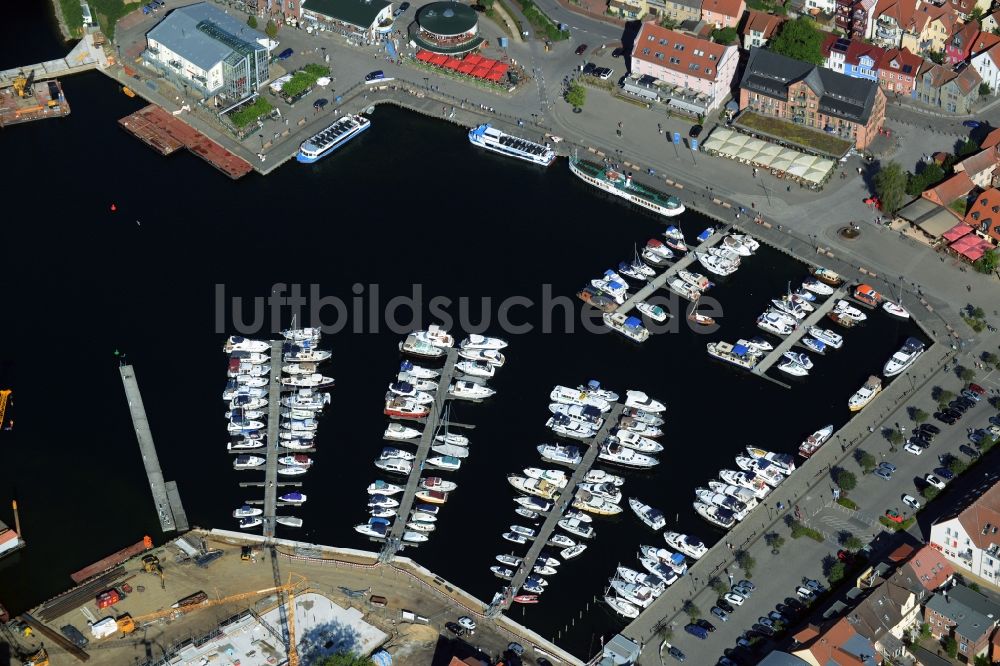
xmin=281 ymin=64 xmax=330 ymax=99
xmin=735 ymin=111 xmax=853 ymax=156
xmin=949 ymin=197 xmax=969 ymax=216
xmin=879 ymin=515 xmax=916 ymax=531
xmin=58 ymin=0 xmax=85 ymax=36
xmin=790 ymin=520 xmax=825 ymax=542
xmin=580 ymin=75 xmax=614 ymax=91
xmin=493 ymin=0 xmax=524 ymax=36
xmin=963 ymin=316 xmax=986 ymax=333
xmin=228 ymin=96 xmax=274 ymax=128
xmin=90 ymin=0 xmax=132 ymax=42
xmin=836 ymin=497 xmax=858 ymax=510
xmin=514 ymin=0 xmax=570 ymax=40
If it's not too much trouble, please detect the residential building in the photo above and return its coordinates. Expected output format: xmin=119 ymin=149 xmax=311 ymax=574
xmin=823 ymin=33 xmax=850 ymax=72
xmin=610 ymin=0 xmax=649 ymax=19
xmin=877 ymin=47 xmax=922 ymax=94
xmin=970 ymin=35 xmax=1000 ymax=92
xmin=954 ymin=148 xmax=999 ymax=188
xmin=843 ymin=40 xmax=887 ymax=80
xmin=247 ymin=0 xmax=301 ymax=22
xmin=913 ymin=60 xmax=981 ymax=112
xmin=945 ymin=20 xmax=980 ymax=65
xmin=791 ymin=617 xmax=883 ymax=665
xmin=836 ymin=0 xmax=877 ymax=39
xmin=963 ymin=187 xmax=1000 ymax=241
xmin=741 ymin=10 xmax=786 ymax=49
xmin=700 ymin=0 xmax=745 ymax=28
xmin=805 ymin=0 xmax=837 ymax=14
xmin=931 ymin=478 xmax=1000 ymax=583
xmin=144 ymin=2 xmax=269 ymax=101
xmin=924 ymin=584 xmax=1000 ymax=662
xmin=846 ymin=574 xmax=918 ymax=659
xmin=870 ymin=0 xmax=956 ymax=53
xmin=301 ymin=0 xmax=393 ymax=36
xmin=630 ymin=22 xmax=740 ymax=113
xmin=983 ymin=8 xmax=1000 ymax=32
xmin=659 ymin=0 xmax=703 ymax=24
xmin=921 ymin=171 xmax=975 ymax=206
xmin=952 ymin=0 xmax=992 ymax=21
xmin=739 ymin=47 xmax=887 ymax=150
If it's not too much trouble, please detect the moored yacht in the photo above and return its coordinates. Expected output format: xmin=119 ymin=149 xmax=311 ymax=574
xmin=778 ymin=358 xmax=810 ymax=377
xmin=233 ymin=505 xmax=263 ymax=518
xmin=224 ymin=336 xmax=269 ymax=353
xmin=384 ymin=423 xmax=421 ymax=440
xmin=448 ymin=380 xmax=496 ymax=401
xmin=707 ymin=341 xmax=761 ymax=369
xmin=745 ymin=447 xmax=796 ymax=474
xmin=629 ymin=498 xmax=666 ymax=530
xmin=468 ymin=123 xmax=556 ymax=165
xmin=460 ymin=334 xmax=508 ymax=351
xmin=693 ymin=501 xmax=736 ymax=529
xmin=547 ymin=413 xmax=598 ymax=439
xmin=625 ymin=390 xmax=665 ymax=413
xmin=603 ymin=313 xmax=650 ymax=342
xmin=849 ymin=375 xmax=882 ymax=411
xmin=664 ymin=531 xmax=707 ymax=559
xmin=384 ymin=396 xmax=431 ymax=419
xmin=613 ymin=429 xmax=663 ymax=453
xmin=537 ymin=443 xmax=583 ymax=466
xmin=458 ymin=348 xmax=506 ymax=367
xmin=807 ymin=326 xmax=843 ymax=349
xmin=719 ymin=469 xmax=770 ymax=498
xmin=883 ymin=337 xmax=925 ymax=377
xmin=799 ymin=425 xmax=834 ymax=458
xmin=636 ymin=301 xmax=669 ymax=322
xmin=802 ymin=277 xmax=834 ymax=295
xmin=883 ymin=300 xmax=910 ymax=318
xmin=234 ymin=455 xmax=265 ymax=469
xmin=599 ymin=441 xmax=659 ymax=468
xmin=399 ymin=335 xmax=444 ymax=358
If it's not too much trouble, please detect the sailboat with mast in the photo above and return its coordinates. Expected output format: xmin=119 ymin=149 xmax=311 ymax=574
xmin=433 ymin=404 xmax=469 ymax=447
xmin=882 ymin=276 xmax=911 ymax=318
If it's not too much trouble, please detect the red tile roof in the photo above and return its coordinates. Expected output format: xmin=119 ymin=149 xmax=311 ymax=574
xmin=742 ymin=10 xmax=785 ymax=39
xmin=702 ymin=0 xmax=744 ymax=20
xmin=922 ymin=171 xmax=974 ymax=205
xmin=969 ymin=29 xmax=1000 ymax=56
xmin=902 ymin=544 xmax=954 ymax=591
xmin=950 ymin=475 xmax=1000 ymax=548
xmin=844 ymin=40 xmax=886 ymax=66
xmin=877 ymin=47 xmax=921 ymax=78
xmin=982 ymin=127 xmax=1000 ymax=150
xmin=795 ymin=617 xmax=882 ymax=665
xmin=632 ymin=22 xmax=732 ymax=82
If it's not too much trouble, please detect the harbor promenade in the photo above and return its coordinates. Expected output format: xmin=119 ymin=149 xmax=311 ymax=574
xmin=383 ymin=348 xmax=460 ymax=555
xmin=119 ymin=364 xmax=186 ymax=533
xmin=753 ymin=286 xmax=849 ymax=380
xmin=262 ymin=340 xmax=283 ymax=539
xmin=502 ymin=403 xmax=626 ymax=609
xmin=0 ymin=32 xmax=106 ymax=85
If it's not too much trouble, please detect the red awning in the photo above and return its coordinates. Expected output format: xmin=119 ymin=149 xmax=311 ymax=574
xmin=464 ymin=54 xmax=483 ymax=66
xmin=429 ymin=54 xmax=449 ymax=66
xmin=942 ymin=223 xmax=973 ymax=242
xmin=950 ymin=234 xmax=994 ymax=261
xmin=486 ymin=71 xmax=504 ymax=82
xmin=415 ymin=50 xmax=434 ymax=62
xmin=489 ymin=62 xmax=509 ymax=75
xmin=444 ymin=58 xmax=463 ymax=69
xmin=472 ymin=65 xmax=492 ymax=78
xmin=457 ymin=62 xmax=477 ymax=74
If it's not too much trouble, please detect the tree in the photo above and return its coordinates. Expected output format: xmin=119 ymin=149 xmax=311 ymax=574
xmin=659 ymin=16 xmax=678 ymax=29
xmin=937 ymin=388 xmax=955 ymax=403
xmin=843 ymin=535 xmax=863 ymax=551
xmin=975 ymin=654 xmax=991 ymax=666
xmin=765 ymin=532 xmax=786 ymax=552
xmin=927 ymin=49 xmax=945 ymax=64
xmin=827 ymin=561 xmax=846 ymax=584
xmin=710 ymin=577 xmax=729 ymax=595
xmin=711 ymin=27 xmax=739 ymax=45
xmin=857 ymin=451 xmax=876 ymax=474
xmin=905 ymin=162 xmax=945 ymax=196
xmin=874 ymin=161 xmax=908 ymax=215
xmin=922 ymin=485 xmax=940 ymax=500
xmin=565 ymin=82 xmax=586 ymax=109
xmin=888 ymin=429 xmax=904 ymax=447
xmin=317 ymin=655 xmax=375 ymax=666
xmin=265 ymin=19 xmax=278 ymax=39
xmin=919 ymin=623 xmax=932 ymax=639
xmin=836 ymin=469 xmax=857 ymax=493
xmin=960 ymin=367 xmax=976 ymax=382
xmin=247 ymin=14 xmax=258 ymax=29
xmin=735 ymin=549 xmax=756 ymax=577
xmin=958 ymin=138 xmax=980 ymax=157
xmin=981 ymin=82 xmax=992 ymax=97
xmin=944 ymin=635 xmax=958 ymax=658
xmin=768 ymin=17 xmax=826 ymax=65
xmin=912 ymin=408 xmax=928 ymax=424
xmin=973 ymin=306 xmax=986 ymax=319
xmin=683 ymin=600 xmax=701 ymax=619
xmin=949 ymin=459 xmax=968 ymax=476
xmin=970 ymin=582 xmax=981 ymax=593
xmin=974 ymin=249 xmax=999 ymax=274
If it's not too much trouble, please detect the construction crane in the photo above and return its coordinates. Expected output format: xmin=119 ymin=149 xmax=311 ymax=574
xmin=115 ymin=573 xmax=306 ymax=635
xmin=12 ymin=71 xmax=34 ymax=98
xmin=0 ymin=390 xmax=11 ymax=429
xmin=287 ymin=583 xmax=299 ymax=666
xmin=141 ymin=554 xmax=164 ymax=589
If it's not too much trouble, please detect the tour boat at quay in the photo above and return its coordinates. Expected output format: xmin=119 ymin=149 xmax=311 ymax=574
xmin=569 ymin=155 xmax=684 ymax=217
xmin=296 ymin=115 xmax=370 ymax=164
xmin=468 ymin=123 xmax=556 ymax=166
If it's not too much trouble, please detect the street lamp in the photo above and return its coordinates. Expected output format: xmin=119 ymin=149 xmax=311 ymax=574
xmin=259 ymin=133 xmax=264 ymax=151
xmin=424 ymin=77 xmax=429 ymax=89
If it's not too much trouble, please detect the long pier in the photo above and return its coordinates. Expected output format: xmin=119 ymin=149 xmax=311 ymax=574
xmin=261 ymin=340 xmax=283 ymax=539
xmin=382 ymin=348 xmax=461 ymax=557
xmin=615 ymin=226 xmax=730 ymax=316
xmin=0 ymin=33 xmax=104 ymax=85
xmin=502 ymin=403 xmax=627 ymax=609
xmin=752 ymin=286 xmax=849 ymax=383
xmin=119 ymin=364 xmax=186 ymax=533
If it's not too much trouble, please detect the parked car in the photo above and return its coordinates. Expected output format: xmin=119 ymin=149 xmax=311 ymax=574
xmin=445 ymin=621 xmax=463 ymax=635
xmin=716 ymin=598 xmax=735 ymax=613
xmin=575 ymin=44 xmax=589 ymax=55
xmin=689 ymin=124 xmax=703 ymax=138
xmin=933 ymin=467 xmax=955 ymax=481
xmin=711 ymin=606 xmax=729 ymax=621
xmin=733 ymin=583 xmax=753 ymax=597
xmin=725 ymin=591 xmax=746 ymax=606
xmin=875 ymin=467 xmax=893 ymax=480
xmin=769 ymin=610 xmax=789 ymax=624
xmin=313 ymin=98 xmax=328 ymax=109
xmin=666 ymin=645 xmax=686 ymax=662
xmin=581 ymin=62 xmax=596 ymax=75
xmin=752 ymin=623 xmax=775 ymax=637
xmin=737 ymin=579 xmax=756 ymax=592
xmin=803 ymin=578 xmax=824 ymax=592
xmin=611 ymin=47 xmax=625 ymax=57
xmin=920 ymin=423 xmax=941 ymax=435
xmin=925 ymin=474 xmax=946 ymax=489
xmin=365 ymin=70 xmax=386 ymax=83
xmin=904 ymin=442 xmax=924 ymax=455
xmin=757 ymin=617 xmax=775 ymax=629
xmin=718 ymin=658 xmax=737 ymax=666
xmin=963 ymin=120 xmax=982 ymax=128
xmin=684 ymin=624 xmax=709 ymax=640
xmin=960 ymin=444 xmax=981 ymax=459
xmin=935 ymin=412 xmax=957 ymax=424
xmin=696 ymin=619 xmax=717 ymax=632
xmin=276 ymin=48 xmax=294 ymax=60
xmin=962 ymin=389 xmax=981 ymax=402
xmin=837 ymin=549 xmax=856 ymax=564
xmin=968 ymin=383 xmax=987 ymax=396
xmin=594 ymin=67 xmax=614 ymax=80
xmin=777 ymin=603 xmax=798 ymax=617
xmin=796 ymin=586 xmax=816 ymax=600
xmin=879 ymin=461 xmax=898 ymax=473
xmin=884 ymin=509 xmax=904 ymax=524
xmin=902 ymin=494 xmax=921 ymax=509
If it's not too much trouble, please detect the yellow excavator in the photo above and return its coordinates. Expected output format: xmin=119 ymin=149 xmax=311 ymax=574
xmin=141 ymin=554 xmax=164 ymax=590
xmin=12 ymin=71 xmax=34 ymax=98
xmin=21 ymin=648 xmax=48 ymax=666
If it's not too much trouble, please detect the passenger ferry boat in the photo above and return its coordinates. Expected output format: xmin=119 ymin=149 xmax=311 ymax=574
xmin=569 ymin=155 xmax=684 ymax=217
xmin=296 ymin=114 xmax=370 ymax=163
xmin=468 ymin=123 xmax=555 ymax=166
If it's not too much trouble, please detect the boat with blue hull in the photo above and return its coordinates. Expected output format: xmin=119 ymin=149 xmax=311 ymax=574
xmin=296 ymin=115 xmax=371 ymax=163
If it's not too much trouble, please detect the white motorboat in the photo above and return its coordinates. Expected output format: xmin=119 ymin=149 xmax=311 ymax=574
xmin=550 ymin=385 xmax=611 ymax=411
xmin=497 ymin=554 xmax=523 ymax=566
xmin=572 ymin=491 xmax=623 ymax=516
xmin=399 ymin=335 xmax=445 ymax=358
xmin=708 ymin=481 xmax=759 ymax=508
xmin=664 ymin=531 xmax=707 ymax=559
xmin=693 ymin=501 xmax=736 ymax=529
xmin=719 ymin=469 xmax=770 ymax=498
xmin=426 ymin=455 xmax=462 ymax=471
xmin=279 ymin=429 xmax=314 ymax=441
xmin=723 ymin=235 xmax=752 ymax=257
xmin=230 ymin=396 xmax=268 ymax=411
xmin=639 ymin=545 xmax=688 ymax=575
xmin=646 ymin=239 xmax=675 ymax=260
xmin=599 ymin=441 xmax=659 ymax=468
xmin=281 ymin=389 xmax=330 ymax=410
xmin=618 ymin=417 xmax=663 ymax=438
xmin=618 ymin=260 xmax=645 ymax=281
xmin=508 ymin=475 xmax=560 ymax=499
xmin=280 ymin=419 xmax=318 ymax=432
xmin=226 ymin=408 xmax=265 ymax=421
xmin=548 ymin=533 xmax=576 ymax=548
xmin=561 ymin=544 xmax=587 ymax=560
xmin=224 ymin=336 xmax=269 ymax=353
xmin=537 ymin=443 xmax=583 ymax=467
xmin=397 ymin=373 xmax=438 ymax=392
xmin=280 ymin=373 xmax=335 ymax=388
xmin=799 ymin=424 xmax=835 ymax=459
xmin=228 ymin=362 xmax=270 ymax=378
xmin=278 ymin=408 xmax=316 ymax=420
xmin=730 ymin=233 xmax=760 ymax=251
xmin=411 ymin=511 xmax=437 ymax=523
xmin=278 ymin=454 xmax=313 ymax=467
xmin=802 ymin=278 xmax=834 ymax=295
xmin=379 ymin=447 xmax=415 ymax=462
xmin=629 ymin=498 xmax=666 ymax=530
xmin=624 ymin=390 xmax=665 ymax=413
xmin=389 ymin=389 xmax=433 ymax=405
xmin=546 ymin=414 xmax=597 ymax=440
xmin=695 ymin=488 xmax=749 ymax=520
xmin=834 ymin=299 xmax=868 ymax=322
xmin=407 ymin=520 xmax=435 ymax=533
xmin=370 ymin=507 xmax=395 ymax=518
xmin=233 ymin=375 xmax=268 ymax=388
xmin=233 ymin=455 xmax=265 ymax=469
xmin=563 ymin=508 xmax=593 ymax=523
xmin=782 ymin=351 xmax=813 ymax=369
xmin=605 ymin=595 xmax=640 ymax=619
xmin=578 ymin=482 xmax=622 ymax=503
xmin=458 ymin=348 xmax=506 ymax=367
xmin=367 ymin=480 xmax=404 ymax=495
xmin=402 ymin=532 xmax=428 ymax=543
xmin=355 ymin=522 xmax=389 ymax=539
xmin=883 ymin=300 xmax=910 ymax=318
xmin=276 ymin=516 xmax=303 ymax=528
xmin=603 ymin=312 xmax=650 ymax=342
xmin=503 ymin=531 xmax=528 ymax=545
xmin=794 ymin=287 xmax=816 ymax=302
xmin=228 ymin=439 xmax=264 ymax=451
xmin=707 ymin=341 xmax=761 ymax=369
xmin=610 ymin=580 xmax=657 ymax=609
xmin=431 ymin=443 xmax=469 ymax=458
xmin=281 ymin=438 xmax=313 ymax=450
xmin=636 ymin=301 xmax=669 ymax=322
xmin=624 ymin=407 xmax=664 ymax=426
xmin=524 ymin=468 xmax=569 ymax=488
xmin=807 ymin=326 xmax=843 ymax=349
xmin=642 ymin=246 xmax=671 ymax=267
xmin=534 ymin=564 xmax=558 ymax=577
xmin=745 ymin=446 xmax=796 ymax=475
xmin=778 ymin=358 xmax=810 ymax=377
xmin=278 ymin=465 xmax=308 ymax=476
xmin=757 ymin=312 xmax=795 ymax=336
xmin=281 ymin=327 xmax=321 ymax=344
xmin=282 ymin=363 xmax=319 ymax=376
xmin=801 ymin=337 xmax=826 ymax=354
xmin=282 ymin=346 xmax=331 ymax=364
xmin=771 ymin=298 xmax=807 ymax=320
xmin=516 ymin=507 xmax=540 ymax=520
xmin=849 ymin=375 xmax=882 ymax=411
xmin=460 ymin=334 xmax=508 ymax=351
xmin=384 ymin=423 xmax=421 ymax=441
xmin=368 ymin=494 xmax=400 ymax=509
xmin=456 ymin=359 xmax=496 ymax=379
xmin=883 ymin=337 xmax=925 ymax=377
xmin=229 ymin=350 xmax=270 ymax=365
xmin=583 ymin=469 xmax=624 ymax=486
xmin=549 ymin=402 xmax=604 ymax=426
xmin=448 ymin=380 xmax=496 ymax=401
xmin=491 ymin=565 xmax=514 ymax=579
xmin=399 ymin=360 xmax=439 ymax=379
xmin=617 ymin=566 xmax=667 ymax=594
xmin=696 ymin=251 xmax=738 ymax=276
xmin=239 ymin=516 xmax=263 ymax=529
xmin=375 ymin=458 xmax=412 ymax=475
xmin=279 ymin=492 xmax=307 ymax=504
xmin=613 ymin=429 xmax=664 ymax=453
xmin=591 ymin=277 xmax=627 ymax=304
xmin=435 ymin=432 xmax=470 ymax=447
xmin=745 ymin=336 xmax=773 ymax=352
xmin=420 ymin=477 xmax=457 ymax=492
xmin=678 ymin=270 xmax=712 ymax=292
xmin=415 ymin=489 xmax=449 ymax=505
xmin=515 ymin=496 xmax=552 ymax=512
xmin=233 ymin=505 xmax=263 ymax=518
xmin=790 ymin=293 xmax=815 ymax=311
xmin=384 ymin=396 xmax=431 ymax=419
xmin=222 ymin=386 xmax=267 ymax=401
xmin=638 ymin=557 xmax=678 ymax=586
xmin=412 ymin=324 xmax=454 ymax=348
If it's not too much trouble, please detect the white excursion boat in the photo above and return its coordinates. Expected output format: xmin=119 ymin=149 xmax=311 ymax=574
xmin=569 ymin=155 xmax=685 ymax=217
xmin=629 ymin=498 xmax=666 ymax=530
xmin=664 ymin=531 xmax=707 ymax=559
xmin=624 ymin=390 xmax=665 ymax=413
xmin=849 ymin=375 xmax=882 ymax=411
xmin=636 ymin=301 xmax=669 ymax=322
xmin=224 ymin=336 xmax=269 ymax=353
xmin=468 ymin=123 xmax=556 ymax=166
xmin=603 ymin=312 xmax=650 ymax=342
xmin=384 ymin=423 xmax=421 ymax=441
xmin=883 ymin=337 xmax=925 ymax=377
xmin=296 ymin=114 xmax=370 ymax=163
xmin=807 ymin=326 xmax=843 ymax=349
xmin=460 ymin=334 xmax=508 ymax=351
xmin=233 ymin=455 xmax=265 ymax=469
xmin=448 ymin=381 xmax=496 ymax=401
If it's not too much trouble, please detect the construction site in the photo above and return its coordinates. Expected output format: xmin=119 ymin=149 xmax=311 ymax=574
xmin=4 ymin=529 xmax=578 ymax=666
xmin=0 ymin=72 xmax=70 ymax=127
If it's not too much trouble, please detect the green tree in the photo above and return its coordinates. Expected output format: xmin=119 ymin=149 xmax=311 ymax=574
xmin=565 ymin=82 xmax=586 ymax=109
xmin=927 ymin=50 xmax=945 ymax=64
xmin=768 ymin=17 xmax=825 ymax=65
xmin=981 ymin=82 xmax=992 ymax=97
xmin=247 ymin=14 xmax=258 ymax=29
xmin=919 ymin=623 xmax=932 ymax=639
xmin=827 ymin=561 xmax=846 ymax=584
xmin=960 ymin=367 xmax=976 ymax=382
xmin=317 ymin=654 xmax=375 ymax=666
xmin=922 ymin=485 xmax=940 ymax=500
xmin=711 ymin=27 xmax=739 ymax=44
xmin=970 ymin=582 xmax=981 ymax=593
xmin=905 ymin=162 xmax=945 ymax=196
xmin=265 ymin=19 xmax=278 ymax=39
xmin=944 ymin=635 xmax=958 ymax=658
xmin=959 ymin=138 xmax=980 ymax=156
xmin=970 ymin=6 xmax=985 ymax=21
xmin=950 ymin=459 xmax=968 ymax=476
xmin=874 ymin=161 xmax=908 ymax=214
xmin=937 ymin=389 xmax=955 ymax=403
xmin=659 ymin=16 xmax=678 ymax=29
xmin=975 ymin=654 xmax=991 ymax=666
xmin=836 ymin=469 xmax=857 ymax=493
xmin=974 ymin=249 xmax=999 ymax=274
xmin=973 ymin=306 xmax=986 ymax=319
xmin=765 ymin=532 xmax=786 ymax=552
xmin=857 ymin=451 xmax=876 ymax=474
xmin=912 ymin=408 xmax=928 ymax=424
xmin=843 ymin=535 xmax=863 ymax=551
xmin=888 ymin=429 xmax=904 ymax=447
xmin=683 ymin=600 xmax=701 ymax=619
xmin=735 ymin=550 xmax=756 ymax=576
xmin=710 ymin=577 xmax=729 ymax=596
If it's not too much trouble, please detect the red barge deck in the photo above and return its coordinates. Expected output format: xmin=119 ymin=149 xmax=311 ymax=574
xmin=70 ymin=536 xmax=151 ymax=584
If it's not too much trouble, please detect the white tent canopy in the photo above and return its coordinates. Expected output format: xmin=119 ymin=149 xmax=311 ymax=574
xmin=701 ymin=127 xmax=837 ymax=186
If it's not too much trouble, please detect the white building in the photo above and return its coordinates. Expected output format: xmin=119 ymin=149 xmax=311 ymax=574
xmin=930 ymin=479 xmax=1000 ymax=586
xmin=972 ymin=44 xmax=1000 ymax=94
xmin=145 ymin=2 xmax=270 ymax=101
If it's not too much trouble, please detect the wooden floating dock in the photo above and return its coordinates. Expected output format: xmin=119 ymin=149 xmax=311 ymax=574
xmin=261 ymin=340 xmax=283 ymax=539
xmin=119 ymin=364 xmax=186 ymax=533
xmin=751 ymin=286 xmax=848 ymax=386
xmin=382 ymin=348 xmax=461 ymax=556
xmin=503 ymin=403 xmax=627 ymax=607
xmin=614 ymin=226 xmax=731 ymax=316
xmin=119 ymin=105 xmax=252 ymax=180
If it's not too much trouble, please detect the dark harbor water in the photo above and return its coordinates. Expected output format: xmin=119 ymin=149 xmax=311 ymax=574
xmin=0 ymin=5 xmax=924 ymax=659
